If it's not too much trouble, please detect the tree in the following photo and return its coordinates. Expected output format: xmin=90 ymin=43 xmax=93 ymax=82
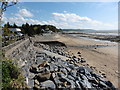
xmin=0 ymin=0 xmax=18 ymax=21
xmin=13 ymin=23 xmax=17 ymax=28
xmin=4 ymin=22 xmax=11 ymax=27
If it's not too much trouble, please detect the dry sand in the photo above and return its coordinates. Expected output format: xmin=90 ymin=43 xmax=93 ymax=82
xmin=54 ymin=34 xmax=119 ymax=88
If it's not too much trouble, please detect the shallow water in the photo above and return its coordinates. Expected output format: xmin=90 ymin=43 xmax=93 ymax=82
xmin=88 ymin=33 xmax=118 ymax=36
xmin=68 ymin=44 xmax=116 ymax=49
xmin=70 ymin=34 xmax=117 ymax=44
xmin=79 ymin=37 xmax=102 ymax=41
xmin=71 ymin=34 xmax=107 ymax=42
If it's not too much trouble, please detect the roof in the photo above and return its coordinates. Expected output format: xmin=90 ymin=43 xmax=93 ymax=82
xmin=9 ymin=28 xmax=21 ymax=32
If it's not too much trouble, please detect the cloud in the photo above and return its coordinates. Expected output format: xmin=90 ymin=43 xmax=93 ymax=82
xmin=52 ymin=13 xmax=92 ymax=22
xmin=2 ymin=10 xmax=117 ymax=30
xmin=51 ymin=12 xmax=117 ymax=30
xmin=16 ymin=9 xmax=33 ymax=17
xmin=52 ymin=12 xmax=103 ymax=25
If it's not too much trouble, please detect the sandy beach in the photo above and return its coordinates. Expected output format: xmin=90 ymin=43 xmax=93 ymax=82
xmin=4 ymin=33 xmax=118 ymax=88
xmin=52 ymin=33 xmax=118 ymax=88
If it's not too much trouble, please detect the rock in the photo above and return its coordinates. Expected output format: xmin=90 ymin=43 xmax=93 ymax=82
xmin=75 ymin=81 xmax=82 ymax=89
xmin=77 ymin=67 xmax=85 ymax=75
xmin=40 ymin=80 xmax=56 ymax=89
xmin=89 ymin=78 xmax=99 ymax=84
xmin=57 ymin=72 xmax=66 ymax=78
xmin=71 ymin=71 xmax=77 ymax=77
xmin=69 ymin=60 xmax=74 ymax=64
xmin=49 ymin=65 xmax=55 ymax=72
xmin=80 ymin=74 xmax=92 ymax=88
xmin=29 ymin=65 xmax=37 ymax=73
xmin=20 ymin=44 xmax=115 ymax=89
xmin=101 ymin=73 xmax=106 ymax=77
xmin=60 ymin=68 xmax=68 ymax=75
xmin=80 ymin=58 xmax=86 ymax=63
xmin=105 ymin=81 xmax=115 ymax=89
xmin=59 ymin=77 xmax=76 ymax=88
xmin=98 ymin=81 xmax=108 ymax=88
xmin=51 ymin=73 xmax=56 ymax=79
xmin=73 ymin=58 xmax=79 ymax=62
xmin=67 ymin=75 xmax=75 ymax=80
xmin=77 ymin=52 xmax=81 ymax=54
xmin=54 ymin=77 xmax=62 ymax=87
xmin=72 ymin=56 xmax=76 ymax=59
xmin=34 ymin=84 xmax=40 ymax=89
xmin=37 ymin=61 xmax=50 ymax=69
xmin=90 ymin=72 xmax=101 ymax=79
xmin=54 ymin=66 xmax=59 ymax=72
xmin=68 ymin=64 xmax=75 ymax=70
xmin=92 ymin=83 xmax=98 ymax=87
xmin=37 ymin=67 xmax=49 ymax=73
xmin=35 ymin=72 xmax=51 ymax=82
xmin=65 ymin=67 xmax=71 ymax=72
xmin=34 ymin=79 xmax=39 ymax=85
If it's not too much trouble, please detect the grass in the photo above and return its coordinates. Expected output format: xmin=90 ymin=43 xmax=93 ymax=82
xmin=2 ymin=58 xmax=28 ymax=89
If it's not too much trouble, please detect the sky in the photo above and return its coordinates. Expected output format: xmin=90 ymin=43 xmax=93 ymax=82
xmin=2 ymin=2 xmax=118 ymax=30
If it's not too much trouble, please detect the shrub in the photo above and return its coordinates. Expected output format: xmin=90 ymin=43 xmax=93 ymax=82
xmin=2 ymin=59 xmax=26 ymax=89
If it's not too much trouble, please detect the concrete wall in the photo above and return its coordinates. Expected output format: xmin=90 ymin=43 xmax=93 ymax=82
xmin=2 ymin=39 xmax=24 ymax=52
xmin=3 ymin=38 xmax=31 ymax=58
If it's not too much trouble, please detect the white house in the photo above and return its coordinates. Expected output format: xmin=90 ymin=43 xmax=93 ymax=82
xmin=9 ymin=28 xmax=21 ymax=32
xmin=9 ymin=28 xmax=23 ymax=36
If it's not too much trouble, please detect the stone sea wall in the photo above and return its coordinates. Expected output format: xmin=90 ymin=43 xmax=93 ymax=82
xmin=3 ymin=38 xmax=31 ymax=58
xmin=2 ymin=39 xmax=24 ymax=52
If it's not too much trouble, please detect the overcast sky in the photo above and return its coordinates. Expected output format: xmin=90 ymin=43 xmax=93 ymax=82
xmin=2 ymin=2 xmax=118 ymax=30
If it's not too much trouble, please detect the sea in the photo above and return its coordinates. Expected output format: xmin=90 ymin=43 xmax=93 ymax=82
xmin=63 ymin=30 xmax=119 ymax=42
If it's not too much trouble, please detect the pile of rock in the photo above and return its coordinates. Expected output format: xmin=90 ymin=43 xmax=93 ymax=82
xmin=29 ymin=51 xmax=115 ymax=89
xmin=17 ymin=42 xmax=115 ymax=89
xmin=34 ymin=43 xmax=86 ymax=63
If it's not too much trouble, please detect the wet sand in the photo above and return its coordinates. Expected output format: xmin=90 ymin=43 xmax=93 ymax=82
xmin=54 ymin=34 xmax=118 ymax=88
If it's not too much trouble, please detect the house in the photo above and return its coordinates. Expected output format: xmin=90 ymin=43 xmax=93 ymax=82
xmin=9 ymin=28 xmax=21 ymax=32
xmin=9 ymin=28 xmax=23 ymax=36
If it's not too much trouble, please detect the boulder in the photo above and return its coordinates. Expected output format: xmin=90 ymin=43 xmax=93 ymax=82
xmin=80 ymin=59 xmax=86 ymax=63
xmin=77 ymin=52 xmax=81 ymax=54
xmin=35 ymin=72 xmax=51 ymax=82
xmin=29 ymin=65 xmax=38 ymax=73
xmin=40 ymin=80 xmax=56 ymax=89
xmin=57 ymin=72 xmax=66 ymax=78
xmin=67 ymin=75 xmax=75 ymax=80
xmin=77 ymin=67 xmax=85 ymax=75
xmin=75 ymin=80 xmax=82 ymax=89
xmin=34 ymin=79 xmax=39 ymax=85
xmin=34 ymin=84 xmax=40 ymax=89
xmin=60 ymin=68 xmax=68 ymax=75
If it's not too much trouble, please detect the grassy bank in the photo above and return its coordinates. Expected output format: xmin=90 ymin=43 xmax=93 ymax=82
xmin=2 ymin=58 xmax=27 ymax=89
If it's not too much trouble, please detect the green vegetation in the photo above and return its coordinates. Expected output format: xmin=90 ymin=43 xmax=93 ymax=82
xmin=2 ymin=22 xmax=62 ymax=47
xmin=3 ymin=22 xmax=62 ymax=36
xmin=2 ymin=58 xmax=27 ymax=89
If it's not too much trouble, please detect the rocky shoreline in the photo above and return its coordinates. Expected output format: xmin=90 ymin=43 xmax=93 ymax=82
xmin=19 ymin=40 xmax=116 ymax=89
xmin=4 ymin=34 xmax=117 ymax=89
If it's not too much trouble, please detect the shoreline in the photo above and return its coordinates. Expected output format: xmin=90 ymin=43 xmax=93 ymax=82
xmin=62 ymin=32 xmax=120 ymax=43
xmin=4 ymin=33 xmax=118 ymax=88
xmin=53 ymin=33 xmax=118 ymax=87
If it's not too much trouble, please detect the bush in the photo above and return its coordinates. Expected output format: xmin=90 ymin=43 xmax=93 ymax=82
xmin=2 ymin=59 xmax=26 ymax=89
